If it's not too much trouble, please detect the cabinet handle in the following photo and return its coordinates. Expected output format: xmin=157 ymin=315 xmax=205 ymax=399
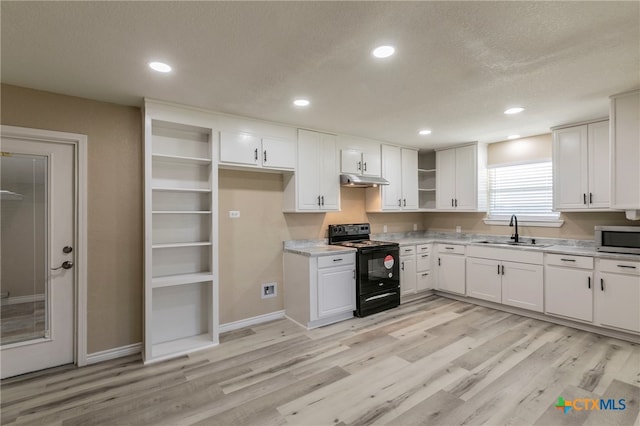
xmin=451 ymin=198 xmax=454 ymax=207
xmin=398 ymin=199 xmax=402 ymax=207
xmin=445 ymin=247 xmax=454 ymax=250
xmin=421 ymin=254 xmax=429 ymax=258
xmin=616 ymin=264 xmax=637 ymax=269
xmin=589 ymin=192 xmax=593 ymax=204
xmin=353 ymin=270 xmax=356 ymax=279
xmin=438 ymin=258 xmax=441 ymax=266
xmin=501 ymin=265 xmax=505 ymax=275
xmin=401 ymin=261 xmax=405 ymax=271
xmin=357 ymin=161 xmax=362 ymax=171
xmin=254 ymin=148 xmax=258 ymax=161
xmin=263 ymin=150 xmax=267 ymax=163
xmin=497 ymin=264 xmax=500 ymax=275
xmin=583 ymin=193 xmax=587 ymax=205
xmin=560 ymin=258 xmax=576 ymax=262
xmin=363 ymin=162 xmax=367 ymax=171
xmin=455 ymin=199 xmax=458 ymax=207
xmin=588 ymin=276 xmax=591 ymax=289
xmin=422 ymin=273 xmax=429 ymax=277
xmin=600 ymin=278 xmax=604 ymax=291
xmin=403 ymin=198 xmax=407 ymax=207
xmin=317 ymin=195 xmax=321 ymax=207
xmin=333 ymin=258 xmax=343 ymax=262
xmin=321 ymin=195 xmax=325 ymax=206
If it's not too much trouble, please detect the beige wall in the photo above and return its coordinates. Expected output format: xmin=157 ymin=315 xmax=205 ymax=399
xmin=488 ymin=134 xmax=551 ymax=166
xmin=1 ymin=84 xmax=142 ymax=353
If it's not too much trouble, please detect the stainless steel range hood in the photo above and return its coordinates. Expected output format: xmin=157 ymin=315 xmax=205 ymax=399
xmin=340 ymin=174 xmax=389 ymax=187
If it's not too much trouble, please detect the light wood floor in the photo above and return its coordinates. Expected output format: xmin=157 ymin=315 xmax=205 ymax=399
xmin=1 ymin=295 xmax=639 ymax=426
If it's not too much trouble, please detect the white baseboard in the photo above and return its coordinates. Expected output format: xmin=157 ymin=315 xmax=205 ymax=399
xmin=1 ymin=293 xmax=45 ymax=305
xmin=85 ymin=342 xmax=142 ymax=365
xmin=219 ymin=310 xmax=285 ymax=333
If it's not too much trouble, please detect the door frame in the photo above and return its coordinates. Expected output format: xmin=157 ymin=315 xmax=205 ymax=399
xmin=1 ymin=125 xmax=88 ymax=367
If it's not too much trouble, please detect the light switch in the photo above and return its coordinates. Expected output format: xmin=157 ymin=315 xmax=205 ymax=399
xmin=229 ymin=210 xmax=240 ymax=218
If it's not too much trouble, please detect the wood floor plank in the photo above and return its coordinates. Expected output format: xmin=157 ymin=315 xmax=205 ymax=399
xmin=380 ymin=389 xmax=463 ymax=426
xmin=584 ymin=379 xmax=640 ymax=426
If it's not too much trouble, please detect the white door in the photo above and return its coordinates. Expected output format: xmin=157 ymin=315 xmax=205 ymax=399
xmin=400 ymin=255 xmax=417 ymax=296
xmin=319 ymin=133 xmax=339 ymax=210
xmin=340 ymin=148 xmax=362 ymax=175
xmin=466 ymin=257 xmax=501 ymax=302
xmin=435 ymin=148 xmax=456 ymax=209
xmin=296 ymin=129 xmax=321 ymax=210
xmin=545 ymin=266 xmax=593 ymax=322
xmin=1 ymin=137 xmax=75 ymax=378
xmin=553 ymin=125 xmax=589 ymax=209
xmin=381 ymin=145 xmax=402 ymax=210
xmin=437 ymin=254 xmax=466 ymax=295
xmin=587 ymin=121 xmax=610 ymax=208
xmin=219 ymin=131 xmax=260 ymax=167
xmin=501 ymin=261 xmax=543 ymax=312
xmin=317 ymin=265 xmax=356 ymax=319
xmin=261 ymin=137 xmax=295 ymax=170
xmin=454 ymin=145 xmax=477 ymax=210
xmin=401 ymin=149 xmax=419 ymax=210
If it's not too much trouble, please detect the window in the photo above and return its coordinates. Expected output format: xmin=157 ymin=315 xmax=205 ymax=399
xmin=487 ymin=161 xmax=559 ymax=222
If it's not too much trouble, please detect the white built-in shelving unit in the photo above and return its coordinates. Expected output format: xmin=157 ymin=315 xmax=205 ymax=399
xmin=144 ymin=102 xmax=219 ymax=363
xmin=418 ymin=151 xmax=436 ymax=210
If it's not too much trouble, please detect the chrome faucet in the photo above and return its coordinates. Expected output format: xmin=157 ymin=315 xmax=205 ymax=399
xmin=509 ymin=214 xmax=519 ymax=243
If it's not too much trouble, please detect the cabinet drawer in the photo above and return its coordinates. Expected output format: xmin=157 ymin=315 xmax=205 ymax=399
xmin=417 ymin=271 xmax=432 ymax=291
xmin=437 ymin=244 xmax=465 ymax=255
xmin=400 ymin=245 xmax=416 ymax=255
xmin=416 ymin=253 xmax=431 ymax=271
xmin=317 ymin=253 xmax=355 ymax=268
xmin=545 ymin=253 xmax=593 ymax=269
xmin=597 ymin=258 xmax=640 ymax=275
xmin=416 ymin=244 xmax=431 ymax=254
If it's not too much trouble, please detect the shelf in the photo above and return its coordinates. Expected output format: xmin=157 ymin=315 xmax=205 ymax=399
xmin=152 ymin=187 xmax=211 ymax=193
xmin=418 ymin=168 xmax=436 ymax=173
xmin=152 ymin=154 xmax=212 ymax=165
xmin=152 ymin=272 xmax=214 ymax=289
xmin=150 ymin=333 xmax=217 ymax=362
xmin=152 ymin=242 xmax=212 ymax=249
xmin=419 ymin=188 xmax=436 ymax=192
xmin=152 ymin=211 xmax=212 ymax=214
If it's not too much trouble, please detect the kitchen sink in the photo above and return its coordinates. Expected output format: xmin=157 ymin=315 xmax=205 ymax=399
xmin=473 ymin=240 xmax=551 ymax=248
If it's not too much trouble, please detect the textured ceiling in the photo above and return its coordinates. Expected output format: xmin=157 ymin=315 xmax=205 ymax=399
xmin=1 ymin=1 xmax=638 ymax=149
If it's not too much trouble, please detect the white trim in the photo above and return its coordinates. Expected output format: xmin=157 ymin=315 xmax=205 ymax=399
xmin=85 ymin=343 xmax=142 ymax=365
xmin=219 ymin=310 xmax=285 ymax=333
xmin=1 ymin=294 xmax=45 ymax=305
xmin=0 ymin=125 xmax=89 ymax=368
xmin=487 ymin=158 xmax=552 ymax=169
xmin=483 ymin=218 xmax=564 ymax=228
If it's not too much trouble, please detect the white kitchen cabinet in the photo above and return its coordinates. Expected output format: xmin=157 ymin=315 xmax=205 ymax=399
xmin=501 ymin=261 xmax=544 ymax=313
xmin=283 ymin=129 xmax=339 ymax=212
xmin=552 ymin=120 xmax=609 ymax=210
xmin=610 ymin=90 xmax=640 ymax=215
xmin=366 ymin=145 xmax=418 ymax=211
xmin=595 ymin=258 xmax=640 ymax=333
xmin=341 ymin=148 xmax=381 ymax=177
xmin=544 ymin=254 xmax=594 ymax=322
xmin=436 ymin=244 xmax=466 ymax=295
xmin=416 ymin=244 xmax=433 ymax=291
xmin=219 ymin=131 xmax=295 ymax=171
xmin=418 ymin=151 xmax=437 ymax=210
xmin=466 ymin=257 xmax=501 ymax=303
xmin=284 ymin=251 xmax=356 ymax=329
xmin=143 ymin=101 xmax=219 ymax=364
xmin=435 ymin=143 xmax=487 ymax=211
xmin=400 ymin=245 xmax=417 ymax=297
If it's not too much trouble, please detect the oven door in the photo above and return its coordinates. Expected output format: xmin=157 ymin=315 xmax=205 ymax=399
xmin=358 ymin=247 xmax=400 ymax=294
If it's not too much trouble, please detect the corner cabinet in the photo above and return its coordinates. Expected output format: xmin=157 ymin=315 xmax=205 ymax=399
xmin=143 ymin=101 xmax=219 ymax=364
xmin=610 ymin=90 xmax=640 ymax=214
xmin=435 ymin=143 xmax=487 ymax=211
xmin=366 ymin=145 xmax=418 ymax=211
xmin=283 ymin=129 xmax=339 ymax=212
xmin=552 ymin=120 xmax=609 ymax=210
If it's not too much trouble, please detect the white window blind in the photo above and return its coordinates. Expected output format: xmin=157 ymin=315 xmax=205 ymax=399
xmin=488 ymin=161 xmax=558 ymax=220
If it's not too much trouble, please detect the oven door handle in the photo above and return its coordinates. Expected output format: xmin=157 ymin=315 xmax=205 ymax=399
xmin=364 ymin=292 xmax=396 ymax=302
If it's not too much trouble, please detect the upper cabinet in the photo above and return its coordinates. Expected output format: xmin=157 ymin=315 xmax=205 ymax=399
xmin=219 ymin=131 xmax=295 ymax=171
xmin=338 ymin=136 xmax=381 ymax=177
xmin=610 ymin=90 xmax=640 ymax=216
xmin=283 ymin=129 xmax=339 ymax=212
xmin=435 ymin=143 xmax=487 ymax=211
xmin=552 ymin=120 xmax=610 ymax=210
xmin=418 ymin=151 xmax=437 ymax=210
xmin=366 ymin=145 xmax=418 ymax=211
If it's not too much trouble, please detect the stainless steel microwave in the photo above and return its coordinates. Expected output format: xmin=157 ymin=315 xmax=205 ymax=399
xmin=595 ymin=226 xmax=640 ymax=255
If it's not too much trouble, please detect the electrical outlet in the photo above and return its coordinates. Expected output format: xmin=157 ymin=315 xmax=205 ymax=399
xmin=261 ymin=282 xmax=277 ymax=299
xmin=413 ymin=223 xmax=418 ymax=231
xmin=383 ymin=225 xmax=388 ymax=233
xmin=229 ymin=210 xmax=240 ymax=218
xmin=456 ymin=225 xmax=462 ymax=233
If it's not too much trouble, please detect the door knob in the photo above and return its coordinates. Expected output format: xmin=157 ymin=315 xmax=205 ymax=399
xmin=52 ymin=261 xmax=73 ymax=271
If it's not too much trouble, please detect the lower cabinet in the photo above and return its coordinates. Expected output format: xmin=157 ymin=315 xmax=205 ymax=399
xmin=284 ymin=251 xmax=356 ymax=329
xmin=400 ymin=250 xmax=417 ymax=297
xmin=436 ymin=244 xmax=466 ymax=295
xmin=544 ymin=254 xmax=594 ymax=322
xmin=400 ymin=244 xmax=433 ymax=300
xmin=501 ymin=261 xmax=543 ymax=312
xmin=466 ymin=257 xmax=501 ymax=303
xmin=595 ymin=258 xmax=640 ymax=333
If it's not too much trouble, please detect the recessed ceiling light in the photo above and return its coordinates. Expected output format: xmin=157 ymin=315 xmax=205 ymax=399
xmin=418 ymin=129 xmax=432 ymax=136
xmin=372 ymin=45 xmax=395 ymax=58
xmin=149 ymin=61 xmax=172 ymax=73
xmin=504 ymin=107 xmax=525 ymax=115
xmin=293 ymin=99 xmax=310 ymax=107
xmin=508 ymin=134 xmax=521 ymax=140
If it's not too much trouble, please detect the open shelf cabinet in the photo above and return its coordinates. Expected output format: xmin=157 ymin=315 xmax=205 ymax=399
xmin=418 ymin=150 xmax=437 ymax=210
xmin=144 ymin=103 xmax=219 ymax=364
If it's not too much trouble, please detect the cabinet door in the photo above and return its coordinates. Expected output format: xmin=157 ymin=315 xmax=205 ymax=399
xmin=401 ymin=148 xmax=419 ymax=210
xmin=501 ymin=261 xmax=543 ymax=312
xmin=362 ymin=146 xmax=381 ymax=177
xmin=553 ymin=125 xmax=589 ymax=209
xmin=416 ymin=271 xmax=432 ymax=291
xmin=381 ymin=145 xmax=403 ymax=210
xmin=317 ymin=265 xmax=356 ymax=319
xmin=436 ymin=148 xmax=456 ymax=209
xmin=219 ymin=131 xmax=260 ymax=167
xmin=595 ymin=272 xmax=640 ymax=333
xmin=400 ymin=255 xmax=417 ymax=296
xmin=587 ymin=121 xmax=610 ymax=209
xmin=545 ymin=266 xmax=593 ymax=322
xmin=296 ymin=130 xmax=321 ymax=210
xmin=436 ymin=254 xmax=465 ymax=295
xmin=611 ymin=91 xmax=640 ymax=209
xmin=341 ymin=149 xmax=362 ymax=174
xmin=466 ymin=257 xmax=501 ymax=303
xmin=454 ymin=145 xmax=477 ymax=210
xmin=261 ymin=137 xmax=295 ymax=170
xmin=319 ymin=133 xmax=339 ymax=210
